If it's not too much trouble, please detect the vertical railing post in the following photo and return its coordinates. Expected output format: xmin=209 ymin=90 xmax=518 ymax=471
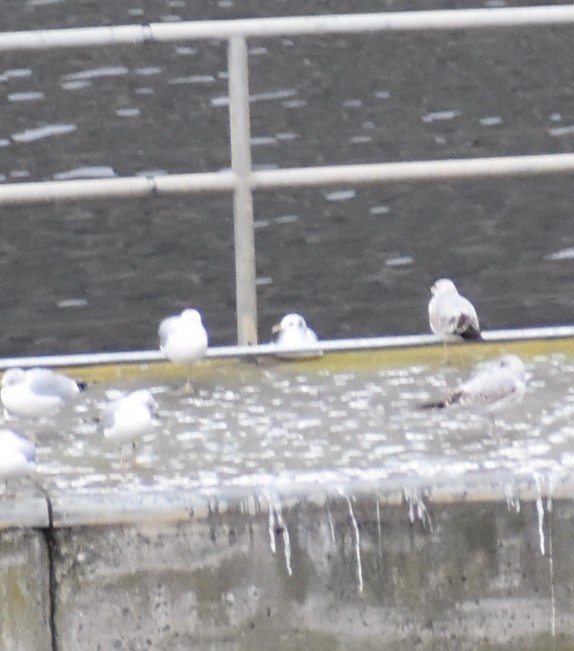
xmin=228 ymin=35 xmax=258 ymax=346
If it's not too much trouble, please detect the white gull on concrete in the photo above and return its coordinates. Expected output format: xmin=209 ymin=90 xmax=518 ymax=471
xmin=1 ymin=367 xmax=86 ymax=418
xmin=428 ymin=278 xmax=481 ymax=343
xmin=100 ymin=389 xmax=158 ymax=461
xmin=159 ymin=308 xmax=208 ymax=387
xmin=272 ymin=313 xmax=322 ymax=360
xmin=424 ymin=354 xmax=527 ymax=417
xmin=0 ymin=429 xmax=36 ymax=483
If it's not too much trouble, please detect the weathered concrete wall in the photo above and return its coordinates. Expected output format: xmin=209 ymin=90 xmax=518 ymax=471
xmin=0 ymin=529 xmax=51 ymax=651
xmin=1 ymin=488 xmax=572 ymax=650
xmin=46 ymin=493 xmax=574 ymax=651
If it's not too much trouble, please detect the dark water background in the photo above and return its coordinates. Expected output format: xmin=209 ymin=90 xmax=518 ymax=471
xmin=0 ymin=0 xmax=573 ymax=355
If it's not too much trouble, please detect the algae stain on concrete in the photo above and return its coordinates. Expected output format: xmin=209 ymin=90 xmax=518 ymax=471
xmin=1 ymin=567 xmax=28 ymax=648
xmin=0 ymin=530 xmax=51 ymax=651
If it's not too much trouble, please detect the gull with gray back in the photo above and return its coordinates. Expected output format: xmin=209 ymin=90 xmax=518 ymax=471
xmin=428 ymin=278 xmax=481 ymax=343
xmin=100 ymin=389 xmax=158 ymax=463
xmin=423 ymin=354 xmax=527 ymax=431
xmin=1 ymin=367 xmax=86 ymax=419
xmin=0 ymin=429 xmax=36 ymax=485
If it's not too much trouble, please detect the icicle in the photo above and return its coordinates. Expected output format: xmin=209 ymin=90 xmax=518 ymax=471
xmin=326 ymin=502 xmax=336 ymax=544
xmin=376 ymin=494 xmax=382 ymax=556
xmin=274 ymin=504 xmax=293 ymax=577
xmin=265 ymin=494 xmax=292 ymax=576
xmin=547 ymin=477 xmax=556 ymax=650
xmin=268 ymin=504 xmax=277 ymax=554
xmin=504 ymin=484 xmax=521 ymax=513
xmin=344 ymin=495 xmax=364 ymax=593
xmin=406 ymin=491 xmax=415 ymax=524
xmin=534 ymin=474 xmax=545 ymax=556
xmin=533 ymin=473 xmax=557 ymax=648
xmin=404 ymin=487 xmax=433 ymax=532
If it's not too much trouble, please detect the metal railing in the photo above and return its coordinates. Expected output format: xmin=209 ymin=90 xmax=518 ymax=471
xmin=0 ymin=325 xmax=573 ymax=371
xmin=1 ymin=5 xmax=574 ymax=350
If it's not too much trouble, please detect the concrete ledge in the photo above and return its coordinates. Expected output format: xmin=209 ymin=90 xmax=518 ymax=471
xmin=0 ymin=334 xmax=570 ymax=649
xmin=29 ymin=470 xmax=571 ymax=528
xmin=0 ymin=493 xmax=50 ymax=531
xmin=0 ymin=477 xmax=565 ymax=650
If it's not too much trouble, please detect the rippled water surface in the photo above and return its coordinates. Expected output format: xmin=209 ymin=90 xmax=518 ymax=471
xmin=13 ymin=352 xmax=573 ymax=495
xmin=0 ymin=2 xmax=573 ymax=355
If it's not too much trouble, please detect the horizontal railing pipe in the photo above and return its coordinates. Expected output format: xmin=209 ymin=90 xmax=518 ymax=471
xmin=1 ymin=6 xmax=574 ymax=51
xmin=0 ymin=172 xmax=235 ymax=205
xmin=154 ymin=171 xmax=236 ymax=194
xmin=251 ymin=153 xmax=574 ymax=189
xmin=1 ymin=154 xmax=574 ymax=205
xmin=150 ymin=6 xmax=574 ymax=39
xmin=0 ymin=326 xmax=574 ymax=370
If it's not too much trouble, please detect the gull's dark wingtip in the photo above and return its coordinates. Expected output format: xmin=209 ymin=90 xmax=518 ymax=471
xmin=420 ymin=399 xmax=448 ymax=410
xmin=420 ymin=390 xmax=463 ymax=410
xmin=460 ymin=326 xmax=482 ymax=342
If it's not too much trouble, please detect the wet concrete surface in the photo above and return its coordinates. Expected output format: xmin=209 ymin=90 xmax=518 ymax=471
xmin=0 ymin=347 xmax=564 ymax=497
xmin=1 ymin=338 xmax=573 ymax=651
xmin=0 ymin=1 xmax=573 ymax=356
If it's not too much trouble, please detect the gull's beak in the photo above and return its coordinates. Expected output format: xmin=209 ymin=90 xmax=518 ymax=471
xmin=271 ymin=323 xmax=281 ymax=334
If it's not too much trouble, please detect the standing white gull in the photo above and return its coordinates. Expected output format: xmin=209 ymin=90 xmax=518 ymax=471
xmin=0 ymin=429 xmax=36 ymax=485
xmin=100 ymin=389 xmax=158 ymax=463
xmin=158 ymin=308 xmax=208 ymax=387
xmin=1 ymin=367 xmax=86 ymax=419
xmin=423 ymin=354 xmax=527 ymax=429
xmin=272 ymin=313 xmax=322 ymax=359
xmin=428 ymin=278 xmax=481 ymax=343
